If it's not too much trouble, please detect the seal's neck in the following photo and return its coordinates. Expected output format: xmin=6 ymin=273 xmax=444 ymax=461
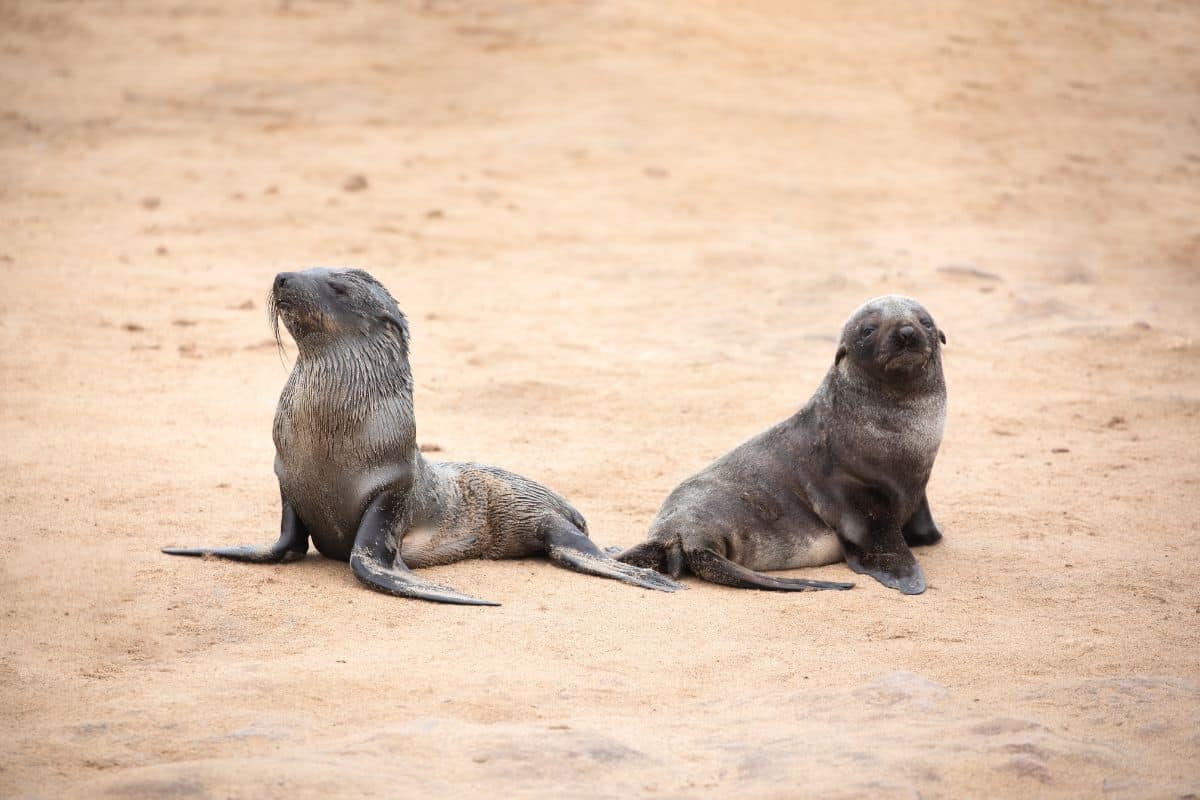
xmin=782 ymin=360 xmax=946 ymax=449
xmin=824 ymin=360 xmax=947 ymax=459
xmin=283 ymin=334 xmax=415 ymax=429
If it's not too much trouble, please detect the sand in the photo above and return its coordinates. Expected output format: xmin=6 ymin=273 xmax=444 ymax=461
xmin=2 ymin=1 xmax=1199 ymax=797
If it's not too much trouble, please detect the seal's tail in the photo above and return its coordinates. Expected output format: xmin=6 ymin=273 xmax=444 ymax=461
xmin=684 ymin=547 xmax=854 ymax=592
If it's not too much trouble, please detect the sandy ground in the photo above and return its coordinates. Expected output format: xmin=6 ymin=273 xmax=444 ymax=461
xmin=2 ymin=1 xmax=1199 ymax=797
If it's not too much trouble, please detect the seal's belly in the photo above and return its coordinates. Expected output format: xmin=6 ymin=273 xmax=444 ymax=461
xmin=722 ymin=482 xmax=845 ymax=571
xmin=399 ymin=525 xmax=481 ymax=568
xmin=764 ymin=531 xmax=842 ymax=570
xmin=399 ymin=462 xmax=556 ymax=567
xmin=741 ymin=530 xmax=844 ymax=571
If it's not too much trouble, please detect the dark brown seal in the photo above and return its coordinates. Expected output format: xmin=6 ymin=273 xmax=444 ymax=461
xmin=617 ymin=294 xmax=947 ymax=594
xmin=164 ymin=267 xmax=681 ymax=604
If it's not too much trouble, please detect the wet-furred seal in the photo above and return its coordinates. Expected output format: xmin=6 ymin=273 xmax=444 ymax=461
xmin=617 ymin=294 xmax=947 ymax=595
xmin=164 ymin=268 xmax=681 ymax=605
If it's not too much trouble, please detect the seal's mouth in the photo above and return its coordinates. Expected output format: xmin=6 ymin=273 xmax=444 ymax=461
xmin=882 ymin=347 xmax=931 ymax=372
xmin=270 ymin=281 xmax=302 ymax=313
xmin=268 ymin=284 xmax=341 ymax=348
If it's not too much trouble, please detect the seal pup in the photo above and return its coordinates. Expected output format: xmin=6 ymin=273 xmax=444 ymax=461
xmin=164 ymin=267 xmax=681 ymax=605
xmin=617 ymin=294 xmax=947 ymax=595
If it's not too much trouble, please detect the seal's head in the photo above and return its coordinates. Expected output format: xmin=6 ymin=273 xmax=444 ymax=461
xmin=268 ymin=267 xmax=408 ymax=355
xmin=835 ymin=295 xmax=946 ymax=384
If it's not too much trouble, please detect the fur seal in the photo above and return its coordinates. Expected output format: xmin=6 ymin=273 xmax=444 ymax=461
xmin=164 ymin=267 xmax=681 ymax=605
xmin=617 ymin=294 xmax=947 ymax=595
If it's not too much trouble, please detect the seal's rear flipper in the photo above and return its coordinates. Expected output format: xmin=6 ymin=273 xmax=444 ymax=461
xmin=613 ymin=540 xmax=665 ymax=570
xmin=351 ymin=491 xmax=499 ymax=606
xmin=546 ymin=520 xmax=684 ymax=593
xmin=350 ymin=553 xmax=499 ymax=606
xmin=685 ymin=548 xmax=854 ymax=592
xmin=614 ymin=539 xmax=686 ymax=578
xmin=162 ymin=498 xmax=309 ymax=564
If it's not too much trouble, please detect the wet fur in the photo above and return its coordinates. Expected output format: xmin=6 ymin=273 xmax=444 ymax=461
xmin=165 ymin=267 xmax=680 ymax=602
xmin=270 ymin=270 xmax=576 ymax=562
xmin=265 ymin=268 xmax=677 ymax=595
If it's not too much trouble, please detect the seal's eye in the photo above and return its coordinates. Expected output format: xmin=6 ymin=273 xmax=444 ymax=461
xmin=920 ymin=318 xmax=934 ymax=329
xmin=329 ymin=283 xmax=349 ymax=297
xmin=861 ymin=326 xmax=876 ymax=338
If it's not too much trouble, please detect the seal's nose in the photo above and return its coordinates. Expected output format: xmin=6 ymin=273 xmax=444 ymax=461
xmin=274 ymin=272 xmax=293 ymax=290
xmin=897 ymin=324 xmax=916 ymax=344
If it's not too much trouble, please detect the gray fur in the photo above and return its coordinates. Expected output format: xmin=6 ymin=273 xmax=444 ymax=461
xmin=268 ymin=268 xmax=680 ymax=598
xmin=165 ymin=268 xmax=680 ymax=602
xmin=617 ymin=294 xmax=947 ymax=595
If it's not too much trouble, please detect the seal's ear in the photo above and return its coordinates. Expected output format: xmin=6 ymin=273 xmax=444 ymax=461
xmin=835 ymin=344 xmax=847 ymax=365
xmin=939 ymin=329 xmax=947 ymax=345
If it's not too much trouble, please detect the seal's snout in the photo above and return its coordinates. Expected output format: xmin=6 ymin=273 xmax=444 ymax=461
xmin=896 ymin=324 xmax=917 ymax=345
xmin=888 ymin=316 xmax=932 ymax=356
xmin=877 ymin=313 xmax=936 ymax=375
xmin=272 ymin=271 xmax=307 ymax=310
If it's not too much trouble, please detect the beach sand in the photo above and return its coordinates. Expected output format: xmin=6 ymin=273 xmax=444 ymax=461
xmin=2 ymin=1 xmax=1198 ymax=796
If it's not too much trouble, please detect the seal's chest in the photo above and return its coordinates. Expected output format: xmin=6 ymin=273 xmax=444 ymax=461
xmin=278 ymin=457 xmax=357 ymax=557
xmin=859 ymin=397 xmax=945 ymax=467
xmin=274 ymin=411 xmax=361 ymax=558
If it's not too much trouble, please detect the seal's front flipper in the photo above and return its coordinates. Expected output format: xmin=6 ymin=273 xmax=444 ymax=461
xmin=842 ymin=529 xmax=926 ymax=595
xmin=902 ymin=494 xmax=944 ymax=548
xmin=161 ymin=544 xmax=308 ymax=563
xmin=845 ymin=551 xmax=926 ymax=595
xmin=162 ymin=495 xmax=309 ymax=564
xmin=685 ymin=548 xmax=854 ymax=592
xmin=546 ymin=520 xmax=684 ymax=592
xmin=349 ymin=491 xmax=499 ymax=606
